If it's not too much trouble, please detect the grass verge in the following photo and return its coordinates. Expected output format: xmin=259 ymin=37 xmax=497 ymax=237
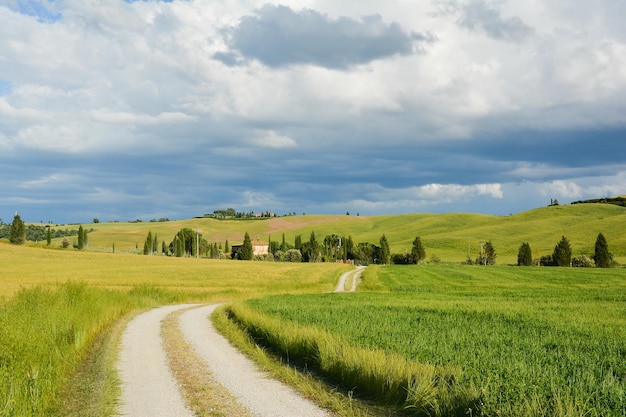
xmin=0 ymin=282 xmax=182 ymax=417
xmin=213 ymin=304 xmax=479 ymax=417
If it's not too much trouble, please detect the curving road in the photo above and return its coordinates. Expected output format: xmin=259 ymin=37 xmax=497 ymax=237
xmin=117 ymin=267 xmax=364 ymax=416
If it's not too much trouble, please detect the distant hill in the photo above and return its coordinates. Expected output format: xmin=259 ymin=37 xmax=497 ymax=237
xmin=35 ymin=203 xmax=625 ymax=265
xmin=571 ymin=196 xmax=626 ymax=207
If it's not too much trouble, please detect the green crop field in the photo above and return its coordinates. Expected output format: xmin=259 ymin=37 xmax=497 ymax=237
xmin=233 ymin=265 xmax=626 ymax=416
xmin=35 ymin=203 xmax=626 ymax=264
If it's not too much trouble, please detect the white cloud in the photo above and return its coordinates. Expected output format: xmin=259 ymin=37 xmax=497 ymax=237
xmin=89 ymin=110 xmax=196 ymax=125
xmin=252 ymin=130 xmax=296 ymax=149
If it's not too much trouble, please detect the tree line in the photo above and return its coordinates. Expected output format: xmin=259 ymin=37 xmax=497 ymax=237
xmin=2 ymin=214 xmax=90 ymax=248
xmin=517 ymin=233 xmax=617 ymax=268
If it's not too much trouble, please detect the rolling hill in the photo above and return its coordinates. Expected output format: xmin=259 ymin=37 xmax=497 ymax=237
xmin=37 ymin=203 xmax=626 ymax=265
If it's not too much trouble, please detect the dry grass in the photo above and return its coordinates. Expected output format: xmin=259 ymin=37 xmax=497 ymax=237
xmin=0 ymin=243 xmax=349 ymax=298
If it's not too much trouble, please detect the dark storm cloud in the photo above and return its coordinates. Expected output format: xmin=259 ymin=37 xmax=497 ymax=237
xmin=216 ymin=4 xmax=431 ymax=69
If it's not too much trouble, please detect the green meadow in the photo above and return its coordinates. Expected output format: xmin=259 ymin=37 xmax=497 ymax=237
xmin=231 ymin=265 xmax=626 ymax=416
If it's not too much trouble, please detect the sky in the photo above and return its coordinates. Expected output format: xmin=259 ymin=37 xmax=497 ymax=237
xmin=1 ymin=0 xmax=625 ymax=224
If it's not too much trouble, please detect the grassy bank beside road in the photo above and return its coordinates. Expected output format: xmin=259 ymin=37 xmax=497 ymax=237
xmin=232 ymin=265 xmax=626 ymax=416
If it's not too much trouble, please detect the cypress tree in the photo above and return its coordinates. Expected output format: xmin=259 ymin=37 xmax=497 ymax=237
xmin=308 ymin=231 xmax=320 ymax=262
xmin=553 ymin=236 xmax=572 ymax=267
xmin=593 ymin=233 xmax=612 ymax=268
xmin=238 ymin=232 xmax=253 ymax=260
xmin=77 ymin=225 xmax=84 ymax=249
xmin=9 ymin=212 xmax=26 ymax=245
xmin=410 ymin=236 xmax=426 ymax=264
xmin=517 ymin=242 xmax=533 ymax=266
xmin=379 ymin=234 xmax=391 ymax=264
xmin=46 ymin=226 xmax=52 ymax=246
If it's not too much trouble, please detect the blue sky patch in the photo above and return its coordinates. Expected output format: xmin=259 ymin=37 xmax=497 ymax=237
xmin=0 ymin=80 xmax=13 ymax=96
xmin=13 ymin=0 xmax=62 ymax=23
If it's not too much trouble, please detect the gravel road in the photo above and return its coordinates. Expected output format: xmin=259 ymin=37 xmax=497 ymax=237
xmin=117 ymin=304 xmax=197 ymax=417
xmin=117 ymin=267 xmax=364 ymax=416
xmin=333 ymin=265 xmax=365 ymax=292
xmin=179 ymin=305 xmax=333 ymax=417
xmin=117 ymin=305 xmax=332 ymax=417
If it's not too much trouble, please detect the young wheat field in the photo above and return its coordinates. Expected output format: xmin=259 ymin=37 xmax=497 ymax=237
xmin=231 ymin=265 xmax=626 ymax=416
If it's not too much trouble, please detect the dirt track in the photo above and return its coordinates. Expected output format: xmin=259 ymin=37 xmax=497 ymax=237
xmin=117 ymin=268 xmax=363 ymax=416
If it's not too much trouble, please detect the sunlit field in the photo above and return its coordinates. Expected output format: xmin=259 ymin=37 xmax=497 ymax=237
xmin=0 ymin=242 xmax=348 ymax=416
xmin=232 ymin=265 xmax=626 ymax=416
xmin=0 ymin=243 xmax=349 ymax=299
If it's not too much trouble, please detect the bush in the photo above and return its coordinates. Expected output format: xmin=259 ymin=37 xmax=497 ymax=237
xmin=572 ymin=254 xmax=595 ymax=268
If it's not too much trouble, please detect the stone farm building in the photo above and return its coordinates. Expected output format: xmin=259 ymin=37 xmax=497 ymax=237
xmin=230 ymin=241 xmax=269 ymax=257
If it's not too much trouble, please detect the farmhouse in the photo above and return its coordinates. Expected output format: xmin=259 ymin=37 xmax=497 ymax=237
xmin=230 ymin=241 xmax=269 ymax=256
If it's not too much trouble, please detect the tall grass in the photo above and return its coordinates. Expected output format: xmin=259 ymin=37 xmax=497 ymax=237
xmin=225 ymin=302 xmax=481 ymax=416
xmin=0 ymin=282 xmax=178 ymax=416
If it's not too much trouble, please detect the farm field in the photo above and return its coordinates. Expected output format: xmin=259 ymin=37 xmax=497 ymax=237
xmin=32 ymin=203 xmax=626 ymax=264
xmin=233 ymin=265 xmax=626 ymax=416
xmin=0 ymin=243 xmax=348 ymax=299
xmin=0 ymin=242 xmax=348 ymax=416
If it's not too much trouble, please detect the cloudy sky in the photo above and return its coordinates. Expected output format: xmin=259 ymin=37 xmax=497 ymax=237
xmin=1 ymin=0 xmax=625 ymax=223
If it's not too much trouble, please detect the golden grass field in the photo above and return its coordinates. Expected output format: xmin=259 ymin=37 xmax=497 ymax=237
xmin=0 ymin=243 xmax=350 ymax=299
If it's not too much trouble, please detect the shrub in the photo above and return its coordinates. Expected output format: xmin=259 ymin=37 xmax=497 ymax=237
xmin=572 ymin=254 xmax=595 ymax=268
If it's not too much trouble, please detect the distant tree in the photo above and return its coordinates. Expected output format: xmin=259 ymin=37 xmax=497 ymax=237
xmin=593 ymin=232 xmax=612 ymax=268
xmin=281 ymin=233 xmax=286 ymax=252
xmin=93 ymin=218 xmax=100 ymax=223
xmin=345 ymin=235 xmax=354 ymax=260
xmin=46 ymin=226 xmax=52 ymax=246
xmin=9 ymin=212 xmax=25 ymax=245
xmin=225 ymin=239 xmax=230 ymax=254
xmin=237 ymin=232 xmax=253 ymax=260
xmin=517 ymin=242 xmax=533 ymax=266
xmin=77 ymin=225 xmax=85 ymax=250
xmin=477 ymin=240 xmax=496 ymax=265
xmin=144 ymin=231 xmax=153 ymax=255
xmin=379 ymin=234 xmax=391 ymax=264
xmin=294 ymin=235 xmax=302 ymax=250
xmin=553 ymin=236 xmax=572 ymax=267
xmin=354 ymin=242 xmax=380 ymax=264
xmin=307 ymin=231 xmax=321 ymax=262
xmin=410 ymin=236 xmax=426 ymax=264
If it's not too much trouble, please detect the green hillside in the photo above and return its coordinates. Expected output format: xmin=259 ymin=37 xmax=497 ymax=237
xmin=40 ymin=204 xmax=626 ymax=264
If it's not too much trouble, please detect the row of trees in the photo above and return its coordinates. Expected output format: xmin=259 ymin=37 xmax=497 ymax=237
xmin=1 ymin=214 xmax=85 ymax=244
xmin=231 ymin=231 xmax=428 ymax=264
xmin=517 ymin=233 xmax=615 ymax=267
